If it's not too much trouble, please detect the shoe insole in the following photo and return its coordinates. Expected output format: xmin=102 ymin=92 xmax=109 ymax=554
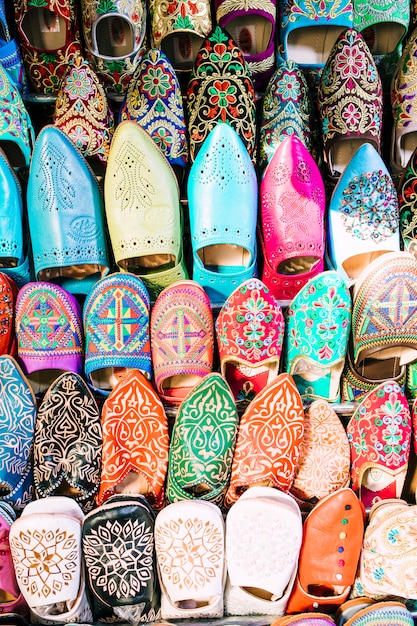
xmin=286 ymin=25 xmax=346 ymax=65
xmin=278 ymin=255 xmax=320 ymax=275
xmin=95 ymin=15 xmax=134 ymax=58
xmin=328 ymin=138 xmax=369 ymax=178
xmin=224 ymin=16 xmax=272 ymax=55
xmin=396 ymin=131 xmax=417 ymax=170
xmin=361 ymin=23 xmax=405 ymax=55
xmin=161 ymin=374 xmax=202 ymax=402
xmin=120 ymin=254 xmax=176 ymax=274
xmin=22 ymin=8 xmax=66 ymax=50
xmin=162 ymin=33 xmax=205 ymax=71
xmin=199 ymin=243 xmax=249 ymax=270
xmin=342 ymin=250 xmax=392 ymax=283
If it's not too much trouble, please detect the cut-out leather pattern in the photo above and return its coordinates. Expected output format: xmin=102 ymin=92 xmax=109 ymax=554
xmin=167 ymin=373 xmax=238 ymax=507
xmin=98 ymin=371 xmax=169 ymax=508
xmin=34 ymin=372 xmax=102 ymax=512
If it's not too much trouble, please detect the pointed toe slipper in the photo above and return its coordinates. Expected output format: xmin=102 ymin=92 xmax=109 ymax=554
xmin=119 ymin=48 xmax=188 ymax=177
xmin=327 ymin=143 xmax=400 ymax=287
xmin=259 ymin=135 xmax=326 ymax=302
xmin=151 ymin=280 xmax=214 ymax=406
xmin=224 ymin=373 xmax=304 ymax=507
xmin=284 ymin=271 xmax=352 ymax=405
xmin=97 ymin=370 xmax=169 ymax=510
xmin=351 ymin=251 xmax=417 ymax=374
xmin=390 ymin=30 xmax=417 ymax=175
xmin=187 ymin=122 xmax=258 ymax=306
xmin=166 ymin=372 xmax=239 ymax=508
xmin=186 ymin=26 xmax=257 ymax=164
xmin=0 ymin=150 xmax=31 ymax=288
xmin=15 ymin=281 xmax=84 ymax=395
xmin=33 ymin=372 xmax=102 ymax=513
xmin=317 ymin=29 xmax=383 ymax=181
xmin=285 ymin=488 xmax=365 ymax=614
xmin=105 ymin=120 xmax=188 ymax=300
xmin=224 ymin=486 xmax=302 ymax=617
xmin=155 ymin=500 xmax=225 ymax=619
xmin=290 ymin=399 xmax=350 ymax=505
xmin=27 ymin=125 xmax=110 ymax=295
xmin=0 ymin=355 xmax=36 ymax=499
xmin=347 ymin=379 xmax=412 ymax=510
xmin=352 ymin=500 xmax=417 ymax=602
xmin=215 ymin=278 xmax=285 ymax=408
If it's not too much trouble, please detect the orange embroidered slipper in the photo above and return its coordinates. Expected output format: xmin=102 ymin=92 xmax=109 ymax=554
xmin=97 ymin=369 xmax=169 ymax=510
xmin=215 ymin=278 xmax=285 ymax=409
xmin=150 ymin=280 xmax=214 ymax=406
xmin=224 ymin=373 xmax=304 ymax=508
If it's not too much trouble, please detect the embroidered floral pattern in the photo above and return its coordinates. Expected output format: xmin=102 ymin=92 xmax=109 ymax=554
xmin=398 ymin=146 xmax=417 ymax=255
xmin=187 ymin=26 xmax=256 ymax=162
xmin=318 ymin=29 xmax=382 ymax=155
xmin=149 ymin=0 xmax=211 ymax=48
xmin=54 ymin=57 xmax=115 ymax=163
xmin=281 ymin=0 xmax=352 ymax=26
xmin=353 ymin=501 xmax=417 ymax=600
xmin=14 ymin=0 xmax=83 ymax=94
xmin=259 ymin=61 xmax=317 ymax=172
xmin=216 ymin=278 xmax=284 ymax=399
xmin=119 ymin=49 xmax=188 ymax=169
xmin=81 ymin=0 xmax=147 ymax=93
xmin=347 ymin=381 xmax=411 ymax=496
xmin=284 ymin=271 xmax=351 ymax=403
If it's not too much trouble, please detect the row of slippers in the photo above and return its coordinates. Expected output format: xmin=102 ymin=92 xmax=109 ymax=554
xmin=1 ymin=101 xmax=417 ymax=308
xmin=5 ymin=0 xmax=413 ymax=96
xmin=1 ymin=330 xmax=417 ymax=516
xmin=2 ymin=489 xmax=417 ymax=623
xmin=2 ymin=253 xmax=417 ymax=407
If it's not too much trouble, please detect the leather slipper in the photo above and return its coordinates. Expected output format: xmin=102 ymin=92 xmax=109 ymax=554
xmin=166 ymin=372 xmax=239 ymax=508
xmin=98 ymin=369 xmax=169 ymax=509
xmin=33 ymin=371 xmax=102 ymax=513
xmin=155 ymin=500 xmax=225 ymax=619
xmin=285 ymin=488 xmax=365 ymax=614
xmin=224 ymin=373 xmax=304 ymax=507
xmin=225 ymin=486 xmax=302 ymax=616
